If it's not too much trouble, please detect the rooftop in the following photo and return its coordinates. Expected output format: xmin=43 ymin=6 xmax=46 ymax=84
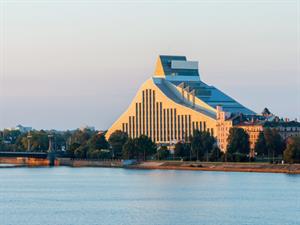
xmin=153 ymin=55 xmax=255 ymax=115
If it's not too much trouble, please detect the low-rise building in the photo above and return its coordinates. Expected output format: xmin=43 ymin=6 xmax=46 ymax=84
xmin=217 ymin=107 xmax=300 ymax=156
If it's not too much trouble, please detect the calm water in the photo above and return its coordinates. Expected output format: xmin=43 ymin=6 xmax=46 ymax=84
xmin=0 ymin=167 xmax=300 ymax=225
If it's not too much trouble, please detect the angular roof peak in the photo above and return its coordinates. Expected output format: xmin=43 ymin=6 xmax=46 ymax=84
xmin=154 ymin=55 xmax=199 ymax=77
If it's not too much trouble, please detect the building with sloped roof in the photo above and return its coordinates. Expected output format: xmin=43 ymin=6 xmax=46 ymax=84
xmin=106 ymin=55 xmax=256 ymax=150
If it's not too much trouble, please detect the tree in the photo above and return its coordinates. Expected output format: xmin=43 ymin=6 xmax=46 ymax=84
xmin=283 ymin=137 xmax=300 ymax=163
xmin=0 ymin=135 xmax=5 ymax=151
xmin=190 ymin=130 xmax=215 ymax=161
xmin=53 ymin=132 xmax=67 ymax=151
xmin=135 ymin=135 xmax=156 ymax=161
xmin=87 ymin=149 xmax=101 ymax=159
xmin=174 ymin=142 xmax=190 ymax=160
xmin=22 ymin=130 xmax=49 ymax=152
xmin=156 ymin=146 xmax=170 ymax=160
xmin=64 ymin=129 xmax=100 ymax=159
xmin=202 ymin=131 xmax=215 ymax=161
xmin=209 ymin=146 xmax=223 ymax=162
xmin=254 ymin=128 xmax=285 ymax=162
xmin=122 ymin=138 xmax=136 ymax=159
xmin=227 ymin=128 xmax=250 ymax=162
xmin=254 ymin=131 xmax=267 ymax=157
xmin=75 ymin=145 xmax=89 ymax=158
xmin=191 ymin=130 xmax=203 ymax=161
xmin=108 ymin=130 xmax=128 ymax=159
xmin=71 ymin=129 xmax=94 ymax=145
xmin=2 ymin=129 xmax=21 ymax=145
xmin=264 ymin=128 xmax=285 ymax=162
xmin=68 ymin=142 xmax=81 ymax=158
xmin=122 ymin=135 xmax=156 ymax=161
xmin=88 ymin=133 xmax=109 ymax=150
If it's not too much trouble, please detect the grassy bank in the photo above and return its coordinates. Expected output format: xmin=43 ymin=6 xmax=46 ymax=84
xmin=131 ymin=161 xmax=300 ymax=174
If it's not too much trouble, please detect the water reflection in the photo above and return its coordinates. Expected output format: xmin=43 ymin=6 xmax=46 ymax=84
xmin=0 ymin=167 xmax=299 ymax=225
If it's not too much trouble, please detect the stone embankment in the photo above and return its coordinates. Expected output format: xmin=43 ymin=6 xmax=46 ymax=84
xmin=0 ymin=157 xmax=50 ymax=166
xmin=57 ymin=158 xmax=123 ymax=167
xmin=1 ymin=157 xmax=300 ymax=174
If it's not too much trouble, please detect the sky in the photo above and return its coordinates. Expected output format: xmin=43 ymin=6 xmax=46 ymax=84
xmin=0 ymin=0 xmax=299 ymax=130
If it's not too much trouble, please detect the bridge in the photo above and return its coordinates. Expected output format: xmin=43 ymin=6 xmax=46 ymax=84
xmin=0 ymin=133 xmax=59 ymax=166
xmin=0 ymin=151 xmax=59 ymax=166
xmin=0 ymin=151 xmax=48 ymax=158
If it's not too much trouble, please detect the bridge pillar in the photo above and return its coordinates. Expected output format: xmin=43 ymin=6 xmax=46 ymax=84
xmin=47 ymin=152 xmax=56 ymax=166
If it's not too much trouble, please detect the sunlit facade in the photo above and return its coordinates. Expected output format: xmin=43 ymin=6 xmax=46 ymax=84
xmin=106 ymin=55 xmax=256 ymax=150
xmin=217 ymin=113 xmax=300 ymax=155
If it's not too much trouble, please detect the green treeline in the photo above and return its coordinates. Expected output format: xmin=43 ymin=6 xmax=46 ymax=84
xmin=1 ymin=127 xmax=300 ymax=163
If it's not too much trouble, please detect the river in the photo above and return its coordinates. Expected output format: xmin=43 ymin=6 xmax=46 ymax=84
xmin=0 ymin=167 xmax=299 ymax=225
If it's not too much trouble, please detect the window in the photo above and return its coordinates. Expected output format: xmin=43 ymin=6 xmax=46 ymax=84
xmin=149 ymin=89 xmax=152 ymax=138
xmin=129 ymin=116 xmax=132 ymax=137
xmin=132 ymin=117 xmax=135 ymax=138
xmin=170 ymin=109 xmax=173 ymax=141
xmin=188 ymin=115 xmax=191 ymax=138
xmin=174 ymin=109 xmax=177 ymax=139
xmin=160 ymin=102 xmax=163 ymax=141
xmin=178 ymin=115 xmax=181 ymax=140
xmin=192 ymin=122 xmax=195 ymax=134
xmin=167 ymin=109 xmax=170 ymax=141
xmin=163 ymin=109 xmax=166 ymax=142
xmin=142 ymin=91 xmax=145 ymax=134
xmin=181 ymin=115 xmax=184 ymax=140
xmin=185 ymin=115 xmax=187 ymax=140
xmin=135 ymin=103 xmax=138 ymax=137
xmin=153 ymin=90 xmax=155 ymax=140
xmin=146 ymin=89 xmax=148 ymax=135
xmin=139 ymin=103 xmax=142 ymax=136
xmin=156 ymin=102 xmax=159 ymax=142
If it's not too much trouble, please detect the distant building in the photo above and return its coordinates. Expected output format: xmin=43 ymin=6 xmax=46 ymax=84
xmin=8 ymin=124 xmax=32 ymax=133
xmin=263 ymin=120 xmax=300 ymax=140
xmin=217 ymin=109 xmax=300 ymax=156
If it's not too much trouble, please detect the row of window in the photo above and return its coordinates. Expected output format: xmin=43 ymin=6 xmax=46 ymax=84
xmin=121 ymin=89 xmax=213 ymax=142
xmin=277 ymin=127 xmax=300 ymax=132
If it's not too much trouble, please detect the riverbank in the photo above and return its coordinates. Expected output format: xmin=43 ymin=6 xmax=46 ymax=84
xmin=58 ymin=159 xmax=300 ymax=174
xmin=130 ymin=161 xmax=300 ymax=174
xmin=1 ymin=157 xmax=300 ymax=174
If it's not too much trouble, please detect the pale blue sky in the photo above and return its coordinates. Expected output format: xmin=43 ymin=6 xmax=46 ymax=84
xmin=0 ymin=0 xmax=299 ymax=130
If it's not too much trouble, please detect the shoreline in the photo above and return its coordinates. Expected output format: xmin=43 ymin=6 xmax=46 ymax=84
xmin=1 ymin=158 xmax=300 ymax=174
xmin=129 ymin=161 xmax=300 ymax=174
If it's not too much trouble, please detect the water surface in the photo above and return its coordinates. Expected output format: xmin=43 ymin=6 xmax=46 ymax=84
xmin=0 ymin=167 xmax=299 ymax=225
